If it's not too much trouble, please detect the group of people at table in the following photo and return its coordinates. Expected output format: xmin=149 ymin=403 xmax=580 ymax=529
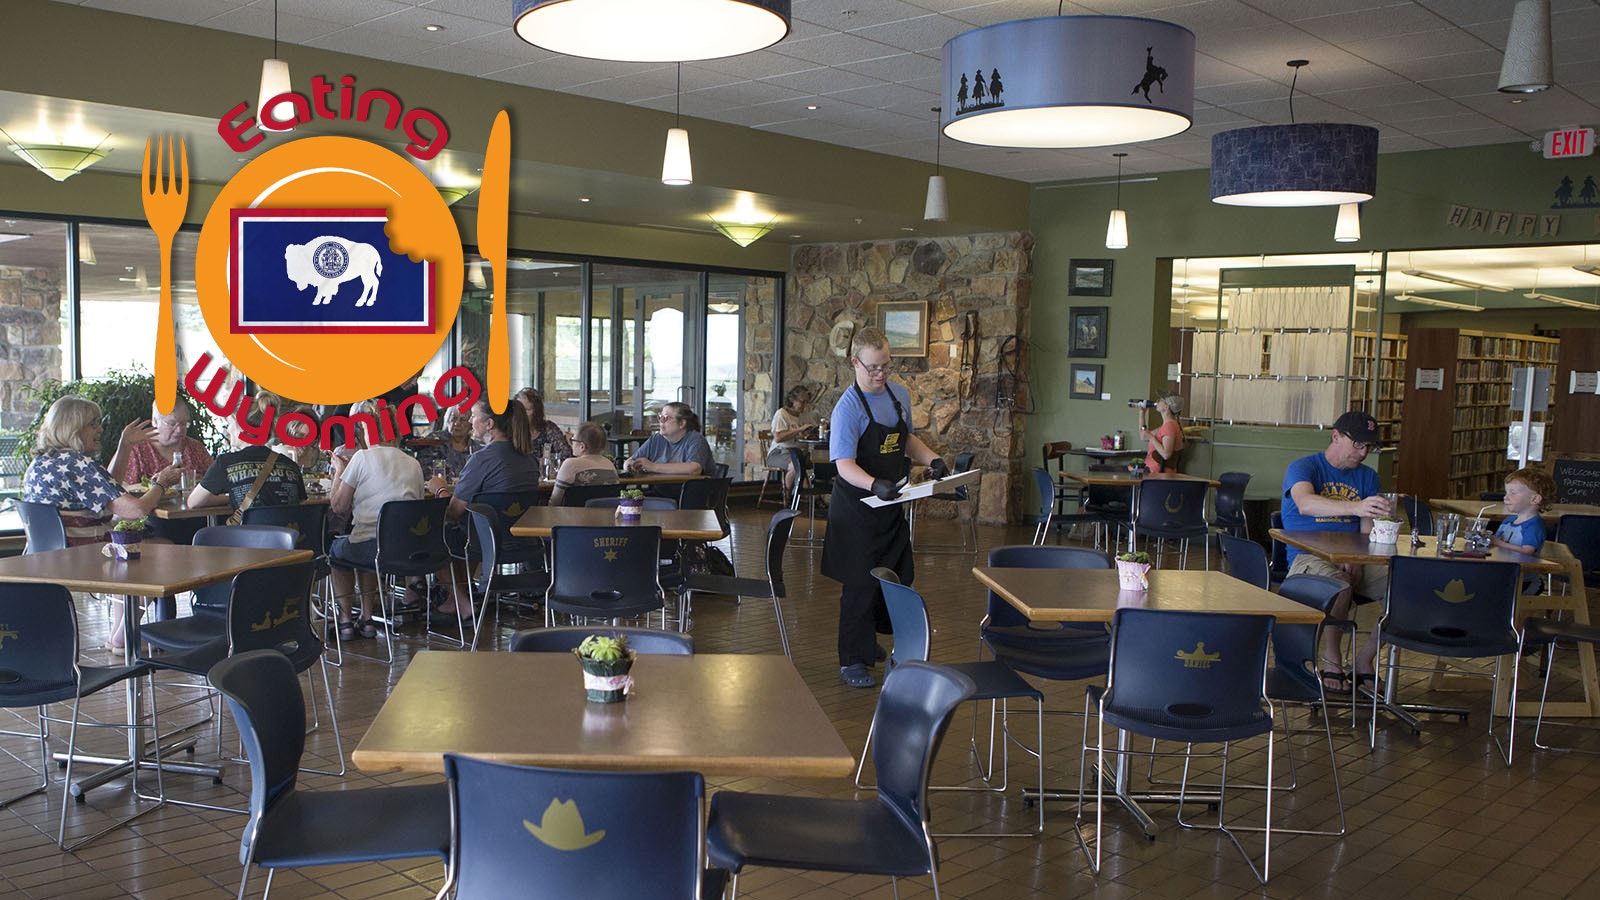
xmin=19 ymin=385 xmax=722 ymax=648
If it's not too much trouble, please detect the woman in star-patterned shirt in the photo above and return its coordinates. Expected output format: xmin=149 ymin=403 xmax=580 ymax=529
xmin=23 ymin=396 xmax=182 ymax=546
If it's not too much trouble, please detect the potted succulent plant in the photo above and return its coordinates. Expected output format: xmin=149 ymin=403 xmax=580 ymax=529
xmin=616 ymin=486 xmax=646 ymax=520
xmin=109 ymin=516 xmax=151 ymax=560
xmin=1115 ymin=550 xmax=1153 ymax=590
xmin=574 ymin=633 xmax=635 ymax=703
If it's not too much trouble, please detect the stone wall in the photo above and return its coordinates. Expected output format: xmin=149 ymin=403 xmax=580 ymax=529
xmin=740 ymin=276 xmax=779 ymax=480
xmin=785 ymin=233 xmax=1033 ymax=524
xmin=0 ymin=265 xmax=64 ymax=430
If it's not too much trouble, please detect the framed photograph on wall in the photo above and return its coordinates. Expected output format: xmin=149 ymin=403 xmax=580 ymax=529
xmin=1068 ymin=259 xmax=1114 ymax=296
xmin=1069 ymin=363 xmax=1103 ymax=400
xmin=1069 ymin=306 xmax=1108 ymax=358
xmin=877 ymin=300 xmax=928 ymax=357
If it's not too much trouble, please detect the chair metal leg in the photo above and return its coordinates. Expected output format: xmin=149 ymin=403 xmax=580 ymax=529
xmin=58 ymin=672 xmax=167 ymax=851
xmin=1531 ymin=638 xmax=1600 ymax=752
xmin=0 ymin=707 xmax=50 ymax=809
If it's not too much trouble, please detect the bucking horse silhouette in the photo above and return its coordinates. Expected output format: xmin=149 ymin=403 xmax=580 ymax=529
xmin=1132 ymin=46 xmax=1167 ymax=102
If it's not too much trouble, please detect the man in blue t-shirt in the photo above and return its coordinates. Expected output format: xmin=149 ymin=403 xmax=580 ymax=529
xmin=1281 ymin=410 xmax=1394 ymax=696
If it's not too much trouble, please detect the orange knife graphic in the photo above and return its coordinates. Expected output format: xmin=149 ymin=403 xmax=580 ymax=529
xmin=479 ymin=111 xmax=511 ymax=412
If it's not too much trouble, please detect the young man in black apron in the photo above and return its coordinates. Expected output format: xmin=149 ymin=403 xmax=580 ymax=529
xmin=821 ymin=327 xmax=948 ymax=688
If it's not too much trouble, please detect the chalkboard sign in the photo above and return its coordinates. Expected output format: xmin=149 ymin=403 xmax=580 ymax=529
xmin=1553 ymin=457 xmax=1600 ymax=504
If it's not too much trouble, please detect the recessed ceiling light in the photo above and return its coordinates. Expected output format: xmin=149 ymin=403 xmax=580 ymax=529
xmin=1511 ymin=98 xmax=1526 ymax=103
xmin=579 ymin=197 xmax=591 ymax=203
xmin=806 ymin=104 xmax=818 ymax=110
xmin=900 ymin=226 xmax=916 ymax=232
xmin=424 ymin=23 xmax=445 ymax=32
xmin=788 ymin=233 xmax=802 ymax=239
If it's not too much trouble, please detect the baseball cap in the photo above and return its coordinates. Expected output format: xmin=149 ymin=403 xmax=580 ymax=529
xmin=1332 ymin=410 xmax=1380 ymax=445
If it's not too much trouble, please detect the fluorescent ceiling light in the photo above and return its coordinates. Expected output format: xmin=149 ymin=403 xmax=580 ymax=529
xmin=1525 ymin=290 xmax=1600 ymax=310
xmin=0 ymin=232 xmax=30 ymax=245
xmin=1401 ymin=269 xmax=1511 ymax=292
xmin=1392 ymin=293 xmax=1482 ymax=312
xmin=1574 ymin=264 xmax=1600 ymax=277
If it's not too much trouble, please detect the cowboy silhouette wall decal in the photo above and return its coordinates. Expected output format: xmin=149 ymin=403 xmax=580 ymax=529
xmin=956 ymin=68 xmax=1005 ymax=113
xmin=1133 ymin=46 xmax=1168 ymax=102
xmin=1551 ymin=174 xmax=1600 ymax=208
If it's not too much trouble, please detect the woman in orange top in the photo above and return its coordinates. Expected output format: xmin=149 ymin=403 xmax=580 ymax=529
xmin=1137 ymin=393 xmax=1184 ymax=473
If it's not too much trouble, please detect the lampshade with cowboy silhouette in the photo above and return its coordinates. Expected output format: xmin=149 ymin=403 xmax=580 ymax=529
xmin=940 ymin=16 xmax=1194 ymax=149
xmin=1210 ymin=122 xmax=1379 ymax=207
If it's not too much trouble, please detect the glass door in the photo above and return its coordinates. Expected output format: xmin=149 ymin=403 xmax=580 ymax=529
xmin=589 ymin=265 xmax=699 ymax=441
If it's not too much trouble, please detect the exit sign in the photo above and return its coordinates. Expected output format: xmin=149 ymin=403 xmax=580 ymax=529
xmin=1544 ymin=127 xmax=1595 ymax=159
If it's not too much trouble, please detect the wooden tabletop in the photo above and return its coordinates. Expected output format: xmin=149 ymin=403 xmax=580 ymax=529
xmin=1060 ymin=471 xmax=1220 ymax=487
xmin=971 ymin=567 xmax=1324 ymax=624
xmin=1428 ymin=498 xmax=1600 ymax=527
xmin=1268 ymin=528 xmax=1565 ymax=575
xmin=0 ymin=543 xmax=313 ymax=597
xmin=352 ymin=651 xmax=854 ymax=778
xmin=151 ymin=493 xmax=331 ymax=520
xmin=510 ymin=506 xmax=722 ymax=540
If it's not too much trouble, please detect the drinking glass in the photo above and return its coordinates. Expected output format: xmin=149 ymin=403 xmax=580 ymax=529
xmin=1437 ymin=512 xmax=1461 ymax=552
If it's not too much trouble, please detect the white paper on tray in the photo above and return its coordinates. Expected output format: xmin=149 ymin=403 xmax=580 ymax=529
xmin=861 ymin=467 xmax=982 ymax=507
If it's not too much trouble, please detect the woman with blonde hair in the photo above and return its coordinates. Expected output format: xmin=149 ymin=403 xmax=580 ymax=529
xmin=23 ymin=395 xmax=182 ymax=650
xmin=549 ymin=422 xmax=620 ymax=506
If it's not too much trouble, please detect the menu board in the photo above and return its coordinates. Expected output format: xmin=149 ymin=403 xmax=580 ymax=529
xmin=1553 ymin=457 xmax=1600 ymax=505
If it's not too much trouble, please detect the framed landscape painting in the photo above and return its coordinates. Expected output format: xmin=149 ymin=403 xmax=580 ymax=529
xmin=1068 ymin=259 xmax=1114 ymax=296
xmin=1069 ymin=363 xmax=1103 ymax=400
xmin=877 ymin=300 xmax=928 ymax=357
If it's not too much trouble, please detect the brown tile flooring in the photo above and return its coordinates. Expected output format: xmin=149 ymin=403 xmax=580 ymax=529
xmin=4 ymin=510 xmax=1600 ymax=899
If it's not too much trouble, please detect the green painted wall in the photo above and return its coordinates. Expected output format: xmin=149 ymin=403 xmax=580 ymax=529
xmin=1026 ymin=141 xmax=1595 ymax=512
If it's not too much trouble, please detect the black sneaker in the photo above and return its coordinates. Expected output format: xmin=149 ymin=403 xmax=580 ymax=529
xmin=874 ymin=643 xmax=888 ymax=664
xmin=839 ymin=664 xmax=875 ymax=688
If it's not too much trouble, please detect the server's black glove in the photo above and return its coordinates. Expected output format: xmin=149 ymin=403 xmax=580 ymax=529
xmin=871 ymin=478 xmax=899 ymax=501
xmin=926 ymin=457 xmax=950 ymax=480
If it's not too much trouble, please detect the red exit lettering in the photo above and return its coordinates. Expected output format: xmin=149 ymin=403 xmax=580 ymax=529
xmin=1543 ymin=127 xmax=1595 ymax=159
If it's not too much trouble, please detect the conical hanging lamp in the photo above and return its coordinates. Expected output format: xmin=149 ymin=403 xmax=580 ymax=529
xmin=1334 ymin=202 xmax=1361 ymax=242
xmin=258 ymin=0 xmax=294 ymax=132
xmin=1498 ymin=0 xmax=1553 ymax=93
xmin=924 ymin=106 xmax=948 ymax=222
xmin=1105 ymin=152 xmax=1128 ymax=249
xmin=662 ymin=64 xmax=693 ymax=186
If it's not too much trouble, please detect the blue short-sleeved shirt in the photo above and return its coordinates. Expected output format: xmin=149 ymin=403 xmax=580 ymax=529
xmin=829 ymin=383 xmax=911 ymax=462
xmin=454 ymin=440 xmax=542 ymax=504
xmin=633 ymin=430 xmax=716 ymax=476
xmin=1280 ymin=451 xmax=1380 ymax=563
xmin=1495 ymin=515 xmax=1547 ymax=554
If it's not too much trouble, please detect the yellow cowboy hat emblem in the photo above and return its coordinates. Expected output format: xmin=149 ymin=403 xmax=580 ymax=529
xmin=524 ymin=798 xmax=605 ymax=851
xmin=409 ymin=515 xmax=432 ymax=536
xmin=1434 ymin=579 xmax=1475 ymax=604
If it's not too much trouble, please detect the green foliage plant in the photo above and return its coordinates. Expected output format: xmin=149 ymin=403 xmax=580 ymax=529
xmin=13 ymin=368 xmax=227 ymax=467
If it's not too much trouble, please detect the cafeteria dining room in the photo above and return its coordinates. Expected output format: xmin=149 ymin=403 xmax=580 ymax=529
xmin=3 ymin=0 xmax=1600 ymax=897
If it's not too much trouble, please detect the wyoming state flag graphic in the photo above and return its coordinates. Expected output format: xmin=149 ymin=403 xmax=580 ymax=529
xmin=230 ymin=208 xmax=435 ymax=334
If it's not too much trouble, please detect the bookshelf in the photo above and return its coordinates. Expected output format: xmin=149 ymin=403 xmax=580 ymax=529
xmin=1397 ymin=328 xmax=1560 ymax=500
xmin=1350 ymin=331 xmax=1407 ymax=445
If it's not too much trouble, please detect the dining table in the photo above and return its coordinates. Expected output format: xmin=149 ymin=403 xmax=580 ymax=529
xmin=510 ymin=505 xmax=723 ymax=540
xmin=970 ymin=565 xmax=1320 ymax=837
xmin=150 ymin=492 xmax=330 ymax=521
xmin=1427 ymin=497 xmax=1600 ymax=529
xmin=0 ymin=543 xmax=313 ymax=796
xmin=1269 ymin=528 xmax=1598 ymax=717
xmin=1058 ymin=470 xmax=1220 ymax=551
xmin=352 ymin=650 xmax=854 ymax=778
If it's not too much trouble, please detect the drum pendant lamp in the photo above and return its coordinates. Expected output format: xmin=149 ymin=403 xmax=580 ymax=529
xmin=940 ymin=15 xmax=1194 ymax=148
xmin=1210 ymin=61 xmax=1378 ymax=207
xmin=513 ymin=0 xmax=791 ymax=62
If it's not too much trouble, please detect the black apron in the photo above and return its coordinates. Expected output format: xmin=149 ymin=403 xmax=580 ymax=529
xmin=821 ymin=383 xmax=914 ymax=586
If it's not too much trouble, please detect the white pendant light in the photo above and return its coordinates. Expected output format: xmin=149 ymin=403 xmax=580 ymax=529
xmin=941 ymin=16 xmax=1194 ymax=148
xmin=78 ymin=232 xmax=96 ymax=265
xmin=513 ymin=0 xmax=791 ymax=63
xmin=1105 ymin=152 xmax=1128 ymax=250
xmin=923 ymin=106 xmax=948 ymax=222
xmin=662 ymin=64 xmax=693 ymax=186
xmin=1334 ymin=202 xmax=1361 ymax=242
xmin=258 ymin=1 xmax=294 ymax=132
xmin=1498 ymin=0 xmax=1553 ymax=94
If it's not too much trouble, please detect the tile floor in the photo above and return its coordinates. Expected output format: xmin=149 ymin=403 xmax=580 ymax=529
xmin=3 ymin=509 xmax=1600 ymax=899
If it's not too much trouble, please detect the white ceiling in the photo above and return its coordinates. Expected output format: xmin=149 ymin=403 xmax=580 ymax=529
xmin=37 ymin=0 xmax=1600 ymax=185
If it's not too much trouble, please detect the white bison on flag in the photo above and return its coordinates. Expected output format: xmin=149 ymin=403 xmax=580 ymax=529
xmin=284 ymin=237 xmax=383 ymax=306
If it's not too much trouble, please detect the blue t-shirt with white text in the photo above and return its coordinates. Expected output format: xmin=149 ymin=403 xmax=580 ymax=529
xmin=1495 ymin=515 xmax=1547 ymax=554
xmin=1280 ymin=451 xmax=1380 ymax=562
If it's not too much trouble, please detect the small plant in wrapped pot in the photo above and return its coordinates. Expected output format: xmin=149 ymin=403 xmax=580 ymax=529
xmin=108 ymin=517 xmax=151 ymax=560
xmin=615 ymin=486 xmax=646 ymax=520
xmin=574 ymin=633 xmax=635 ymax=703
xmin=1115 ymin=550 xmax=1152 ymax=591
xmin=1368 ymin=514 xmax=1401 ymax=544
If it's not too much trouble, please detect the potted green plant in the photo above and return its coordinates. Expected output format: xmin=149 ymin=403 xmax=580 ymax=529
xmin=1115 ymin=550 xmax=1153 ymax=590
xmin=110 ymin=516 xmax=151 ymax=560
xmin=574 ymin=633 xmax=635 ymax=703
xmin=1369 ymin=513 xmax=1402 ymax=544
xmin=616 ymin=486 xmax=646 ymax=520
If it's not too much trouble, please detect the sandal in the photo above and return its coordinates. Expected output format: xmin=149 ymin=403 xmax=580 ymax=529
xmin=1355 ymin=672 xmax=1387 ymax=699
xmin=357 ymin=618 xmax=379 ymax=639
xmin=1318 ymin=670 xmax=1352 ymax=696
xmin=337 ymin=621 xmax=359 ymax=642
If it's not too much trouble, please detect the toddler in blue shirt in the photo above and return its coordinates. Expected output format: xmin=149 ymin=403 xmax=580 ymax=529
xmin=1491 ymin=467 xmax=1556 ymax=555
